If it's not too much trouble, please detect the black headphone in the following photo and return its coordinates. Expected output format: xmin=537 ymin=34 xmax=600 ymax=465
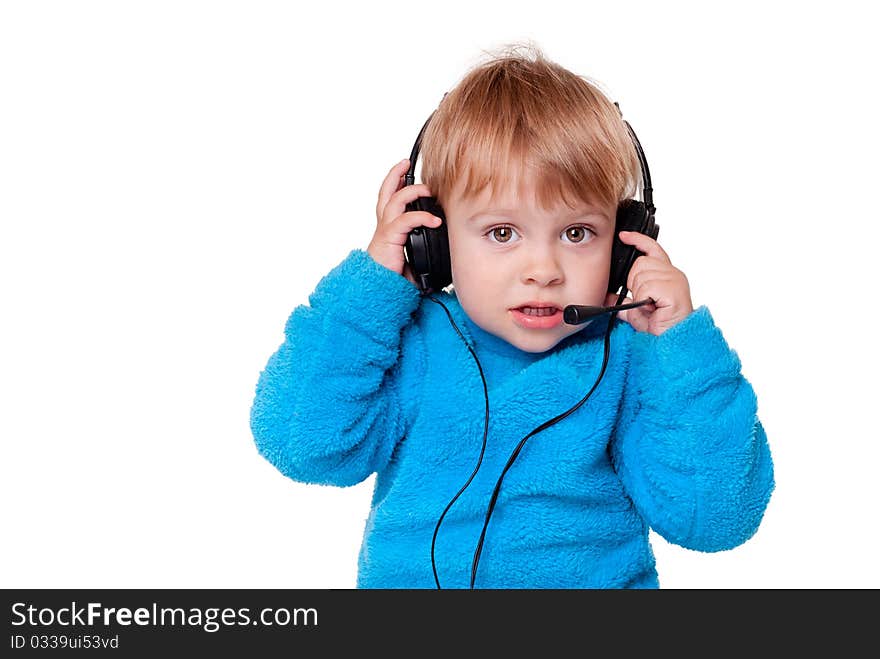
xmin=402 ymin=101 xmax=659 ymax=297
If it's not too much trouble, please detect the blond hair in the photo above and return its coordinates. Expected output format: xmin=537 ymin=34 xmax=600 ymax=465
xmin=420 ymin=42 xmax=641 ymax=214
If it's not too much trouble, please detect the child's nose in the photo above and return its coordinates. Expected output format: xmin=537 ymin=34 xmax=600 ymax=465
xmin=520 ymin=249 xmax=564 ymax=286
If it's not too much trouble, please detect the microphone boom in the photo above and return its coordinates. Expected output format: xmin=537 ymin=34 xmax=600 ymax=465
xmin=563 ymin=298 xmax=654 ymax=325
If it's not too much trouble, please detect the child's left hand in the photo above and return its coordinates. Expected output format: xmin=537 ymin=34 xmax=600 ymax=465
xmin=604 ymin=230 xmax=694 ymax=336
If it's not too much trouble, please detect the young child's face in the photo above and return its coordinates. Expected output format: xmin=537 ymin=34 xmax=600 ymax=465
xmin=444 ymin=173 xmax=616 ymax=353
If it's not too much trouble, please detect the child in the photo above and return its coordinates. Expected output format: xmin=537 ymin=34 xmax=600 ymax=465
xmin=249 ymin=44 xmax=774 ymax=589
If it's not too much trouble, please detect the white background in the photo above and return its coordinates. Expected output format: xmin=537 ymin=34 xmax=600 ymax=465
xmin=2 ymin=1 xmax=878 ymax=589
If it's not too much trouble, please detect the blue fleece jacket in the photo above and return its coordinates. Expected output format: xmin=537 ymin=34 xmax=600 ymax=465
xmin=250 ymin=248 xmax=774 ymax=588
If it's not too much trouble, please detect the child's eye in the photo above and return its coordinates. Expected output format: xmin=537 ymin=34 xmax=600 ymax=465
xmin=486 ymin=226 xmax=519 ymax=244
xmin=562 ymin=225 xmax=595 ymax=244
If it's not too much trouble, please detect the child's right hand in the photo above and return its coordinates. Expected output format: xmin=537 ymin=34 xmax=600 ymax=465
xmin=368 ymin=158 xmax=444 ymax=286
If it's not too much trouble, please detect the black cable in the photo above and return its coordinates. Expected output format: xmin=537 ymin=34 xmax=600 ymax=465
xmin=426 ymin=294 xmax=490 ymax=589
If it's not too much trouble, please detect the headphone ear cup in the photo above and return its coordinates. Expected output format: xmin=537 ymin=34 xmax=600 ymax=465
xmin=403 ymin=196 xmax=451 ymax=294
xmin=608 ymin=199 xmax=658 ymax=294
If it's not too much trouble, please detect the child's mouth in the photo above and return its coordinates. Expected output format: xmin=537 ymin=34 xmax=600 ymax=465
xmin=518 ymin=306 xmax=558 ymax=317
xmin=510 ymin=305 xmax=563 ymax=329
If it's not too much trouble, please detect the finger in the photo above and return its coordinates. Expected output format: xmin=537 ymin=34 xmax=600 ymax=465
xmin=628 ymin=273 xmax=677 ymax=305
xmin=624 ymin=259 xmax=666 ymax=296
xmin=387 ymin=211 xmax=443 ymax=239
xmin=627 ymin=262 xmax=672 ymax=289
xmin=627 ymin=258 xmax=681 ymax=285
xmin=382 ymin=183 xmax=434 ymax=223
xmin=626 ymin=256 xmax=667 ymax=278
xmin=618 ymin=230 xmax=670 ymax=263
xmin=376 ymin=159 xmax=412 ymax=219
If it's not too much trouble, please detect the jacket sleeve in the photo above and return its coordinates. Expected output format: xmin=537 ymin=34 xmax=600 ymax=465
xmin=249 ymin=249 xmax=425 ymax=487
xmin=609 ymin=306 xmax=775 ymax=552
